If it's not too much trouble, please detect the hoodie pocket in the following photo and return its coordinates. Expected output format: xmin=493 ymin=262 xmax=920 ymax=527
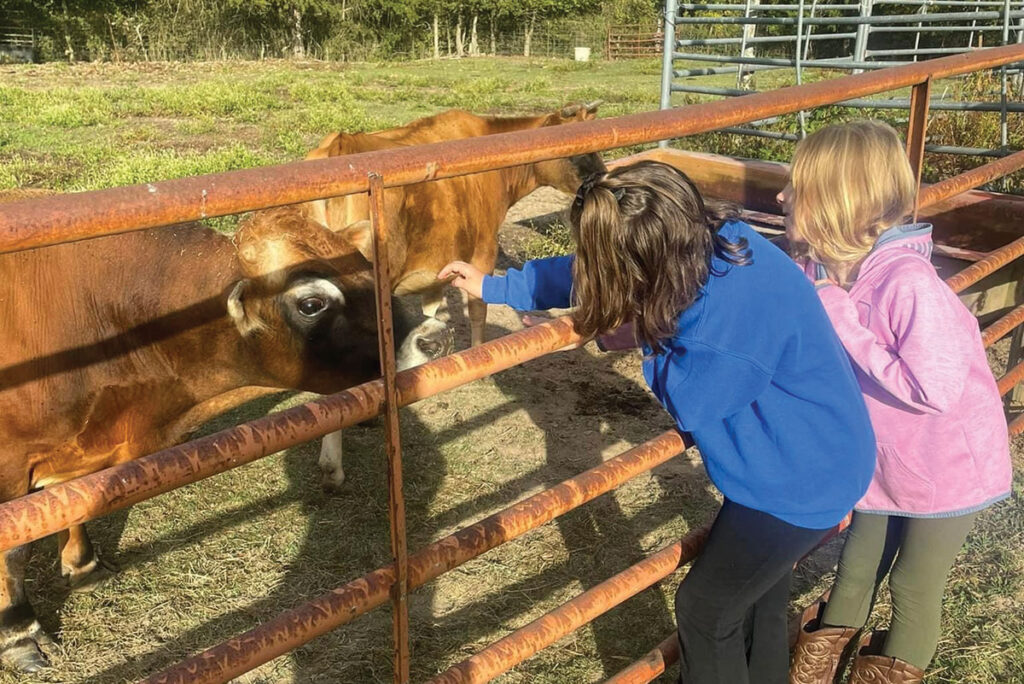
xmin=873 ymin=443 xmax=935 ymax=510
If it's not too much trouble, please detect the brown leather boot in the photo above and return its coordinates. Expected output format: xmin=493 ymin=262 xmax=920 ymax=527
xmin=847 ymin=631 xmax=925 ymax=684
xmin=789 ymin=600 xmax=859 ymax=684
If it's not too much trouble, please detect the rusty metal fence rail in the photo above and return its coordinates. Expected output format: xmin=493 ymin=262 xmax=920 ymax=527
xmin=0 ymin=43 xmax=1023 ymax=684
xmin=2 ymin=44 xmax=1024 ymax=254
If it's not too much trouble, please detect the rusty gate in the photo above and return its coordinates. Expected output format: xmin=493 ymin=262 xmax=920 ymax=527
xmin=0 ymin=43 xmax=1023 ymax=684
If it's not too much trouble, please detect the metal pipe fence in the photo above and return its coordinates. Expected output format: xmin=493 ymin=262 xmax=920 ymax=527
xmin=662 ymin=0 xmax=1024 ymax=157
xmin=0 ymin=44 xmax=1022 ymax=684
xmin=143 ymin=430 xmax=692 ymax=684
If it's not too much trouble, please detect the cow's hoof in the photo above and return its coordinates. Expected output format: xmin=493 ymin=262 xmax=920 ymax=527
xmin=319 ymin=467 xmax=346 ymax=494
xmin=2 ymin=635 xmax=52 ymax=673
xmin=67 ymin=558 xmax=118 ymax=593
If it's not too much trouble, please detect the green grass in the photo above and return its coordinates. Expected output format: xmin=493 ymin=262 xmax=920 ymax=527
xmin=1 ymin=56 xmax=1022 ymax=683
xmin=0 ymin=58 xmax=668 ymax=194
xmin=2 ymin=57 xmax=1019 ymax=194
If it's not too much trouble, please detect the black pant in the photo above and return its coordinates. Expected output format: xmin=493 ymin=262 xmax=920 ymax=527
xmin=675 ymin=500 xmax=828 ymax=684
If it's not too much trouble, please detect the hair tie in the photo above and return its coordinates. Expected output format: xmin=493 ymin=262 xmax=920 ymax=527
xmin=573 ymin=173 xmax=625 ymax=209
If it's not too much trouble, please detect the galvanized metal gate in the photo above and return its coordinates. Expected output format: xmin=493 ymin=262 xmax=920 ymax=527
xmin=659 ymin=0 xmax=1024 ymax=156
xmin=0 ymin=44 xmax=1023 ymax=684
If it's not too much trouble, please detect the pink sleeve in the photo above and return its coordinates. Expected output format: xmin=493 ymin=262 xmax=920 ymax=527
xmin=816 ymin=262 xmax=972 ymax=414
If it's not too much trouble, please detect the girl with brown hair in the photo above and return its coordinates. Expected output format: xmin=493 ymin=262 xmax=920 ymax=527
xmin=440 ymin=160 xmax=876 ymax=684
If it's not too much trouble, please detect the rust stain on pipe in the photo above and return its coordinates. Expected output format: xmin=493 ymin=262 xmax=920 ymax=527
xmin=998 ymin=359 xmax=1024 ymax=396
xmin=141 ymin=431 xmax=690 ymax=684
xmin=603 ymin=634 xmax=680 ymax=684
xmin=427 ymin=527 xmax=711 ymax=684
xmin=906 ymin=78 xmax=931 ymax=222
xmin=918 ymin=149 xmax=1024 ymax=210
xmin=945 ymin=235 xmax=1024 ymax=293
xmin=982 ymin=302 xmax=1024 ymax=347
xmin=1 ymin=45 xmax=1023 ymax=255
xmin=0 ymin=318 xmax=582 ymax=554
xmin=1008 ymin=412 xmax=1024 ymax=436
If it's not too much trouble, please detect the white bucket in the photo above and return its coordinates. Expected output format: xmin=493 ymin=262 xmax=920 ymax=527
xmin=574 ymin=47 xmax=591 ymax=62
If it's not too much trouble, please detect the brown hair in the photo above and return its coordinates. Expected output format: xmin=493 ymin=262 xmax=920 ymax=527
xmin=569 ymin=160 xmax=748 ymax=352
xmin=789 ymin=119 xmax=916 ymax=269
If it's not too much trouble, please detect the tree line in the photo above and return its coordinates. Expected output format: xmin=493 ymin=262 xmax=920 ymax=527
xmin=0 ymin=0 xmax=661 ymax=62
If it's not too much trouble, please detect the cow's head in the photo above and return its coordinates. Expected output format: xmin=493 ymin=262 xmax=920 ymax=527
xmin=531 ymin=101 xmax=607 ymax=194
xmin=228 ymin=207 xmax=452 ymax=393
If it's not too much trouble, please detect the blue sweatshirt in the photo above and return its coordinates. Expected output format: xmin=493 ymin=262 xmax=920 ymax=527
xmin=482 ymin=221 xmax=875 ymax=529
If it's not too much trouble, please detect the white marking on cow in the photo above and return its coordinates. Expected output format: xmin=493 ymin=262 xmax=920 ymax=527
xmin=318 ymin=431 xmax=345 ymax=489
xmin=396 ymin=317 xmax=448 ymax=370
xmin=284 ymin=278 xmax=346 ymax=309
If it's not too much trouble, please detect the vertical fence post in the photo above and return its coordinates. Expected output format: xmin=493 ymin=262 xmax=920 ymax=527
xmin=738 ymin=0 xmax=760 ymax=89
xmin=907 ymin=78 xmax=932 ymax=221
xmin=659 ymin=0 xmax=679 ymax=148
xmin=1002 ymin=0 xmax=1012 ymax=156
xmin=853 ymin=0 xmax=874 ymax=73
xmin=796 ymin=0 xmax=808 ymax=138
xmin=804 ymin=0 xmax=819 ymax=61
xmin=916 ymin=1 xmax=928 ymax=63
xmin=368 ymin=172 xmax=411 ymax=684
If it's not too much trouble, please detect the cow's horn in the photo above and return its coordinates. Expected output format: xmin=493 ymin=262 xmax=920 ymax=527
xmin=584 ymin=100 xmax=603 ymax=112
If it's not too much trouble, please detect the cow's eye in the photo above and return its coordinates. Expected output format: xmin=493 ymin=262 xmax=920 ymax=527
xmin=298 ymin=296 xmax=327 ymax=317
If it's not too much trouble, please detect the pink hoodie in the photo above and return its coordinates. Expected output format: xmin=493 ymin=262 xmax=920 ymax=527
xmin=804 ymin=224 xmax=1012 ymax=517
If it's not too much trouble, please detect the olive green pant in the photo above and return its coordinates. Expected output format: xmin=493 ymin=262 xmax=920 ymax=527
xmin=821 ymin=510 xmax=979 ymax=670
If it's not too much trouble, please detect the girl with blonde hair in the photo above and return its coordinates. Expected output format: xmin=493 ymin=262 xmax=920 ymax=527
xmin=440 ymin=160 xmax=875 ymax=684
xmin=782 ymin=120 xmax=1012 ymax=684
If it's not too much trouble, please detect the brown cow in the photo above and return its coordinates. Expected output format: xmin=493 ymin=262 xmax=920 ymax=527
xmin=302 ymin=102 xmax=606 ymax=345
xmin=256 ymin=104 xmax=604 ymax=493
xmin=0 ymin=196 xmax=451 ymax=672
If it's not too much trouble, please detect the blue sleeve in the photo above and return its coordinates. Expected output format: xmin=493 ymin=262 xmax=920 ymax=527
xmin=481 ymin=255 xmax=575 ymax=311
xmin=655 ymin=341 xmax=773 ymax=431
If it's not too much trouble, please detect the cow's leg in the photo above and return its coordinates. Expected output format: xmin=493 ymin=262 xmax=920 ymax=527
xmin=467 ymin=295 xmax=488 ymax=347
xmin=318 ymin=430 xmax=345 ymax=493
xmin=0 ymin=474 xmax=52 ymax=672
xmin=58 ymin=525 xmax=116 ymax=592
xmin=467 ymin=249 xmax=497 ymax=347
xmin=0 ymin=544 xmax=52 ymax=672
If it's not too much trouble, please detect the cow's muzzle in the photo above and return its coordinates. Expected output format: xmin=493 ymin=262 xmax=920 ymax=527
xmin=396 ymin=317 xmax=454 ymax=371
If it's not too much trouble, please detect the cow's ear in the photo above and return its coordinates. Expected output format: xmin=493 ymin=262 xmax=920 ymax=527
xmin=227 ymin=279 xmax=266 ymax=337
xmin=394 ymin=269 xmax=440 ymax=295
xmin=559 ymin=103 xmax=581 ymax=119
xmin=307 ymin=199 xmax=330 ymax=229
xmin=338 ymin=219 xmax=374 ymax=261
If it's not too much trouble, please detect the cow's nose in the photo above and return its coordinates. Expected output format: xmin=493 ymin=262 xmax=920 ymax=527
xmin=395 ymin=318 xmax=454 ymax=371
xmin=415 ymin=322 xmax=455 ymax=360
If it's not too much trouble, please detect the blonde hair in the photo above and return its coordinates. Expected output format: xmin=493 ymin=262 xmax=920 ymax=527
xmin=790 ymin=120 xmax=916 ymax=268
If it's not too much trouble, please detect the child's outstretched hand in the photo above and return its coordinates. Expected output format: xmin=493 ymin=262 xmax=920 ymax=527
xmin=438 ymin=261 xmax=484 ymax=299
